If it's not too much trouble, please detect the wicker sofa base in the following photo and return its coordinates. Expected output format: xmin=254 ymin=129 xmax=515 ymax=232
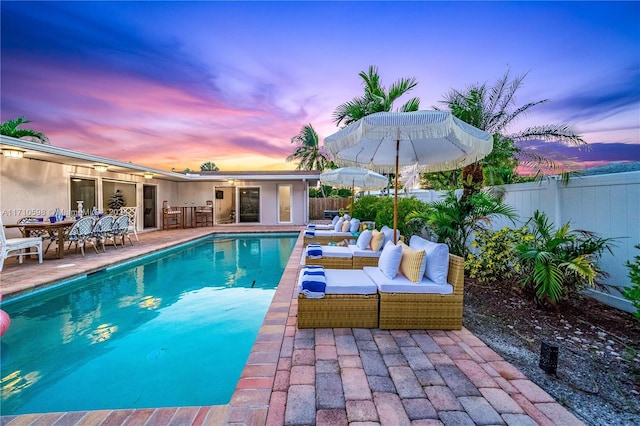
xmin=297 ymin=293 xmax=379 ymax=328
xmin=378 ymin=293 xmax=463 ymax=330
xmin=352 ymin=256 xmax=379 ymax=269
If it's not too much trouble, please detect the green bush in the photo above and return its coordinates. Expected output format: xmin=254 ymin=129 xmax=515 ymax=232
xmin=351 ymin=195 xmax=380 ymax=222
xmin=516 ymin=210 xmax=617 ymax=307
xmin=466 ymin=227 xmax=531 ymax=285
xmin=623 ymin=244 xmax=640 ymax=322
xmin=351 ymin=195 xmax=429 ymax=236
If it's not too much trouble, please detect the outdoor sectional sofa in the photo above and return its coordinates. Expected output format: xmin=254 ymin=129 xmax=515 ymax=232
xmin=297 ymin=236 xmax=465 ymax=330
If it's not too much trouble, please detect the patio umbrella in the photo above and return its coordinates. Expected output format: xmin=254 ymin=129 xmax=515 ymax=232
xmin=320 ymin=167 xmax=388 ymax=214
xmin=324 ymin=110 xmax=493 ymax=243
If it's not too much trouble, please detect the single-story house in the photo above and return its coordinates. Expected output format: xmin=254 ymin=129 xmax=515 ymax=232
xmin=1 ymin=136 xmax=320 ymax=236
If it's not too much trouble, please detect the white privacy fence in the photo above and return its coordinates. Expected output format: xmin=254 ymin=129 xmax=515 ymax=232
xmin=410 ymin=171 xmax=640 ymax=313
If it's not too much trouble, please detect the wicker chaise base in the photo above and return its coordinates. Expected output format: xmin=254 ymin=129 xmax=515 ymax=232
xmin=306 ymin=256 xmax=352 ymax=269
xmin=297 ymin=293 xmax=379 ymax=328
xmin=352 ymin=256 xmax=379 ymax=269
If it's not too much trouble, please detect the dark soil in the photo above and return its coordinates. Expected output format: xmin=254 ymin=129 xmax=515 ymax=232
xmin=463 ymin=278 xmax=640 ymax=426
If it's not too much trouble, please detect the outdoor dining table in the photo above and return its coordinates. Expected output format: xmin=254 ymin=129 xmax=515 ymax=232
xmin=5 ymin=219 xmax=77 ymax=259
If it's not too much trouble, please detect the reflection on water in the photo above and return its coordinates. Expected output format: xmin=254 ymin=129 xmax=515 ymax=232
xmin=0 ymin=234 xmax=297 ymax=414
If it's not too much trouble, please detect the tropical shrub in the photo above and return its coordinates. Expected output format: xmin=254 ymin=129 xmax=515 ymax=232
xmin=515 ymin=210 xmax=616 ymax=307
xmin=407 ymin=190 xmax=517 ymax=258
xmin=351 ymin=195 xmax=429 ymax=236
xmin=622 ymin=244 xmax=640 ymax=322
xmin=466 ymin=227 xmax=531 ymax=285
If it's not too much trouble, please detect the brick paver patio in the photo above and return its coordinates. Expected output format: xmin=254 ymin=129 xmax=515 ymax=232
xmin=0 ymin=227 xmax=585 ymax=425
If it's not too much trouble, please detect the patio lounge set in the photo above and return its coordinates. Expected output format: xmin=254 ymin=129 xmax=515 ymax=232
xmin=299 ymin=219 xmax=464 ymax=330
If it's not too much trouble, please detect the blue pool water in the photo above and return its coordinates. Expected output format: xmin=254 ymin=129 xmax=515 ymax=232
xmin=0 ymin=234 xmax=297 ymax=415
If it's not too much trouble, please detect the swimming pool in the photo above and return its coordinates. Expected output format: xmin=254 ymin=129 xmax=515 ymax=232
xmin=0 ymin=234 xmax=297 ymax=415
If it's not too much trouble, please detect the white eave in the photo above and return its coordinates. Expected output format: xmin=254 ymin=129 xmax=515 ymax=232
xmin=0 ymin=136 xmax=321 ymax=182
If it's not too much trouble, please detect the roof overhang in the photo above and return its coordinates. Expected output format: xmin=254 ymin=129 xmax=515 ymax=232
xmin=0 ymin=136 xmax=321 ymax=182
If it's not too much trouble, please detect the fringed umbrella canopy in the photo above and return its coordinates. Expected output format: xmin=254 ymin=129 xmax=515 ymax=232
xmin=320 ymin=167 xmax=389 ymax=215
xmin=324 ymin=110 xmax=493 ymax=242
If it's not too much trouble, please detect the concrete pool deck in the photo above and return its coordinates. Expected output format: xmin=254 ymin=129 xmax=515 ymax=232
xmin=0 ymin=227 xmax=585 ymax=425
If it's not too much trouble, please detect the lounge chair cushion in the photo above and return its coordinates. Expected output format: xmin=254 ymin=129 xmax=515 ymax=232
xmin=409 ymin=235 xmax=449 ymax=285
xmin=312 ymin=230 xmax=352 ymax=238
xmin=377 ymin=241 xmax=403 ymax=279
xmin=348 ymin=245 xmax=381 ymax=258
xmin=356 ymin=229 xmax=373 ymax=250
xmin=398 ymin=241 xmax=427 ymax=283
xmin=297 ymin=269 xmax=377 ymax=295
xmin=341 ymin=220 xmax=351 ymax=232
xmin=307 ymin=245 xmax=352 ymax=258
xmin=334 ymin=219 xmax=344 ymax=232
xmin=363 ymin=266 xmax=454 ymax=294
xmin=349 ymin=219 xmax=361 ymax=233
xmin=370 ymin=229 xmax=385 ymax=251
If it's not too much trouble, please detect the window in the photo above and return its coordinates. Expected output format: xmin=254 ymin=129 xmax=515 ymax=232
xmin=278 ymin=185 xmax=292 ymax=223
xmin=70 ymin=178 xmax=96 ymax=215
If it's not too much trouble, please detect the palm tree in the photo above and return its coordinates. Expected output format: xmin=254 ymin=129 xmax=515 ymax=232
xmin=440 ymin=69 xmax=586 ymax=196
xmin=200 ymin=161 xmax=219 ymax=171
xmin=286 ymin=124 xmax=331 ymax=171
xmin=0 ymin=117 xmax=49 ymax=144
xmin=332 ymin=65 xmax=420 ymax=127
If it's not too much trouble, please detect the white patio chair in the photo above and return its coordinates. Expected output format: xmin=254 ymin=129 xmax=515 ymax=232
xmin=91 ymin=215 xmax=115 ymax=253
xmin=119 ymin=206 xmax=139 ymax=241
xmin=0 ymin=216 xmax=43 ymax=272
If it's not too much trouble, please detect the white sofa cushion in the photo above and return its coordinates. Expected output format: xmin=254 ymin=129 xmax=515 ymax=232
xmin=377 ymin=241 xmax=403 ymax=279
xmin=363 ymin=266 xmax=454 ymax=294
xmin=297 ymin=269 xmax=377 ymax=295
xmin=311 ymin=230 xmax=352 ymax=238
xmin=409 ymin=235 xmax=449 ymax=285
xmin=348 ymin=245 xmax=381 ymax=258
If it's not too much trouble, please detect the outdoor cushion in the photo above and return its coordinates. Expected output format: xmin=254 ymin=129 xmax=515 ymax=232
xmin=409 ymin=235 xmax=449 ymax=284
xmin=377 ymin=241 xmax=403 ymax=279
xmin=334 ymin=219 xmax=344 ymax=232
xmin=398 ymin=241 xmax=427 ymax=283
xmin=363 ymin=266 xmax=453 ymax=294
xmin=348 ymin=245 xmax=382 ymax=258
xmin=356 ymin=229 xmax=373 ymax=250
xmin=306 ymin=245 xmax=352 ymax=258
xmin=349 ymin=219 xmax=361 ymax=233
xmin=370 ymin=230 xmax=385 ymax=251
xmin=311 ymin=230 xmax=353 ymax=238
xmin=341 ymin=220 xmax=351 ymax=232
xmin=297 ymin=269 xmax=377 ymax=295
xmin=343 ymin=214 xmax=351 ymax=221
xmin=332 ymin=215 xmax=340 ymax=225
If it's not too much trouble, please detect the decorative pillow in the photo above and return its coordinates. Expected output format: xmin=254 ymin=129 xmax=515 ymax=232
xmin=409 ymin=235 xmax=449 ymax=284
xmin=369 ymin=229 xmax=385 ymax=252
xmin=381 ymin=225 xmax=400 ymax=244
xmin=341 ymin=220 xmax=351 ymax=232
xmin=332 ymin=215 xmax=340 ymax=226
xmin=343 ymin=214 xmax=351 ymax=221
xmin=334 ymin=219 xmax=344 ymax=232
xmin=349 ymin=218 xmax=361 ymax=233
xmin=398 ymin=241 xmax=427 ymax=283
xmin=356 ymin=229 xmax=373 ymax=250
xmin=377 ymin=241 xmax=403 ymax=279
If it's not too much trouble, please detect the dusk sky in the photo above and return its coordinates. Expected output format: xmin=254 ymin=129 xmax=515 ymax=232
xmin=1 ymin=1 xmax=638 ymax=172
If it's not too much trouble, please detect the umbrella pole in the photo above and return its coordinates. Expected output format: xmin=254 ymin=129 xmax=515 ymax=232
xmin=393 ymin=138 xmax=399 ymax=244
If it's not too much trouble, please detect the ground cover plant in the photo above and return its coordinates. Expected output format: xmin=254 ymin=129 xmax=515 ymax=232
xmin=623 ymin=244 xmax=640 ymax=322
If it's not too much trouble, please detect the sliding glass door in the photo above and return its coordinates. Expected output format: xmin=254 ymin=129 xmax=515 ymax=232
xmin=239 ymin=187 xmax=260 ymax=223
